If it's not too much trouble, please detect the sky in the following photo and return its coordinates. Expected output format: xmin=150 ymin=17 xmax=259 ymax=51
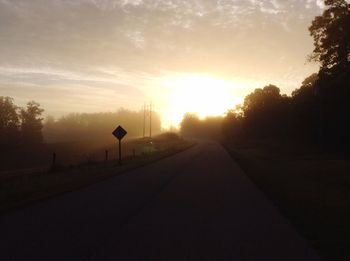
xmin=0 ymin=0 xmax=326 ymax=128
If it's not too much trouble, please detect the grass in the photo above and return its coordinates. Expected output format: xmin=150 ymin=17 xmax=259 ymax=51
xmin=0 ymin=134 xmax=195 ymax=214
xmin=224 ymin=139 xmax=350 ymax=261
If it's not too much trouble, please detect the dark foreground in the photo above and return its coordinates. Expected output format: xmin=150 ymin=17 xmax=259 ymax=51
xmin=225 ymin=139 xmax=350 ymax=261
xmin=0 ymin=141 xmax=319 ymax=260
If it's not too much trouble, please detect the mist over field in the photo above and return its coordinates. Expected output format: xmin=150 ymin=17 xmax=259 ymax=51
xmin=1 ymin=1 xmax=350 ymax=260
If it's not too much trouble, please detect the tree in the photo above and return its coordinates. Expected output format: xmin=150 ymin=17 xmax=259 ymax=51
xmin=309 ymin=1 xmax=350 ymax=150
xmin=243 ymin=85 xmax=282 ymax=121
xmin=290 ymin=74 xmax=320 ymax=142
xmin=309 ymin=0 xmax=350 ymax=76
xmin=0 ymin=96 xmax=20 ymax=148
xmin=222 ymin=108 xmax=243 ymax=140
xmin=20 ymin=101 xmax=44 ymax=146
xmin=180 ymin=113 xmax=224 ymax=139
xmin=42 ymin=110 xmax=162 ymax=143
xmin=291 ymin=73 xmax=318 ymax=98
xmin=242 ymin=85 xmax=292 ymax=138
xmin=42 ymin=115 xmax=56 ymax=143
xmin=180 ymin=113 xmax=200 ymax=137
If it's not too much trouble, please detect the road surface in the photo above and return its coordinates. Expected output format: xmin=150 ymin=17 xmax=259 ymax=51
xmin=0 ymin=141 xmax=319 ymax=261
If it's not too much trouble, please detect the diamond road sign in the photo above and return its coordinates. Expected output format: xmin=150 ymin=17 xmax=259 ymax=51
xmin=112 ymin=125 xmax=127 ymax=140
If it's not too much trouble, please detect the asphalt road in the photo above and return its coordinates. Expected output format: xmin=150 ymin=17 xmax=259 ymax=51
xmin=0 ymin=141 xmax=320 ymax=261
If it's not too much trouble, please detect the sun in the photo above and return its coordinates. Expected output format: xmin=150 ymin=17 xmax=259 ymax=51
xmin=162 ymin=74 xmax=241 ymax=127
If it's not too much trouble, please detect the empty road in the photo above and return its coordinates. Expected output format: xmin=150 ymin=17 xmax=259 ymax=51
xmin=0 ymin=141 xmax=319 ymax=261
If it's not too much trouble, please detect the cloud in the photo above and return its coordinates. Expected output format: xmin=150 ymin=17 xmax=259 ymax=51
xmin=315 ymin=0 xmax=325 ymax=9
xmin=0 ymin=65 xmax=148 ymax=115
xmin=305 ymin=0 xmax=325 ymax=9
xmin=0 ymin=0 xmax=322 ymax=116
xmin=0 ymin=0 xmax=320 ymax=67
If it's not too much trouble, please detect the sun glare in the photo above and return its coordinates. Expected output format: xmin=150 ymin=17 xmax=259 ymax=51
xmin=162 ymin=74 xmax=242 ymax=127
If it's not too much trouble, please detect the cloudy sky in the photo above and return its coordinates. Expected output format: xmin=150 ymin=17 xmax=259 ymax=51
xmin=0 ymin=0 xmax=326 ymax=127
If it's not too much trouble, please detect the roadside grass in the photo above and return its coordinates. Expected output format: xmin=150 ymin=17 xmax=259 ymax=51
xmin=224 ymin=139 xmax=350 ymax=261
xmin=0 ymin=134 xmax=194 ymax=214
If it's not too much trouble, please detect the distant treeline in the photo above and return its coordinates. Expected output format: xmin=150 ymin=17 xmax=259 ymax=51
xmin=0 ymin=99 xmax=162 ymax=169
xmin=180 ymin=114 xmax=223 ymax=139
xmin=0 ymin=97 xmax=162 ymax=150
xmin=43 ymin=110 xmax=161 ymax=143
xmin=182 ymin=0 xmax=350 ymax=152
xmin=0 ymin=97 xmax=44 ymax=150
xmin=222 ymin=81 xmax=319 ymax=143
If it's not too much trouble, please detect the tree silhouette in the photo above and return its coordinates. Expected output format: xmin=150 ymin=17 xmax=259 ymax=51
xmin=20 ymin=101 xmax=44 ymax=146
xmin=243 ymin=85 xmax=281 ymax=116
xmin=180 ymin=113 xmax=200 ymax=137
xmin=290 ymin=74 xmax=319 ymax=142
xmin=309 ymin=0 xmax=350 ymax=76
xmin=0 ymin=97 xmax=20 ymax=149
xmin=220 ymin=1 xmax=350 ymax=150
xmin=222 ymin=108 xmax=243 ymax=141
xmin=242 ymin=85 xmax=291 ymax=138
xmin=180 ymin=113 xmax=223 ymax=139
xmin=308 ymin=0 xmax=350 ymax=149
xmin=42 ymin=109 xmax=162 ymax=143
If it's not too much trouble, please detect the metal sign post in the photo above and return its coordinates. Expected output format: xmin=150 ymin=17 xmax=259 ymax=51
xmin=112 ymin=125 xmax=127 ymax=165
xmin=118 ymin=139 xmax=122 ymax=165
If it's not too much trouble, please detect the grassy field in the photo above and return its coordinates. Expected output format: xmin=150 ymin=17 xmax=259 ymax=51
xmin=0 ymin=133 xmax=194 ymax=214
xmin=0 ymin=134 xmax=182 ymax=171
xmin=224 ymin=139 xmax=350 ymax=261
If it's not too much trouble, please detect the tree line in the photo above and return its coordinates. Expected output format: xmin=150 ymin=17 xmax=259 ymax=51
xmin=0 ymin=97 xmax=162 ymax=153
xmin=180 ymin=114 xmax=223 ymax=139
xmin=0 ymin=97 xmax=44 ymax=151
xmin=182 ymin=0 xmax=350 ymax=152
xmin=43 ymin=109 xmax=161 ymax=143
xmin=0 ymin=98 xmax=162 ymax=169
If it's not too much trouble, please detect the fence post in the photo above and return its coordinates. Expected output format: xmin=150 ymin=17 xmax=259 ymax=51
xmin=51 ymin=152 xmax=56 ymax=171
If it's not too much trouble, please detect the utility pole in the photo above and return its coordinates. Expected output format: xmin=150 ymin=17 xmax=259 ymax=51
xmin=149 ymin=102 xmax=152 ymax=138
xmin=143 ymin=103 xmax=146 ymax=138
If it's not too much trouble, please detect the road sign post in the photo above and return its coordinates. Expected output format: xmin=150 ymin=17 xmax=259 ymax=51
xmin=105 ymin=150 xmax=109 ymax=161
xmin=112 ymin=125 xmax=127 ymax=165
xmin=118 ymin=139 xmax=121 ymax=165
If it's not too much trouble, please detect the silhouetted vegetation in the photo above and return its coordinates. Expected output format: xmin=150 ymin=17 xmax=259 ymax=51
xmin=0 ymin=97 xmax=20 ymax=150
xmin=21 ymin=101 xmax=45 ymax=146
xmin=0 ymin=97 xmax=44 ymax=150
xmin=43 ymin=109 xmax=161 ymax=143
xmin=222 ymin=0 xmax=350 ymax=152
xmin=180 ymin=113 xmax=223 ymax=139
xmin=221 ymin=2 xmax=350 ymax=259
xmin=0 ymin=98 xmax=162 ymax=170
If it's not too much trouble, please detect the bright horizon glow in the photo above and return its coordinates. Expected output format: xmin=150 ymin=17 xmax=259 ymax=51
xmin=0 ymin=0 xmax=322 ymax=130
xmin=158 ymin=74 xmax=247 ymax=128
